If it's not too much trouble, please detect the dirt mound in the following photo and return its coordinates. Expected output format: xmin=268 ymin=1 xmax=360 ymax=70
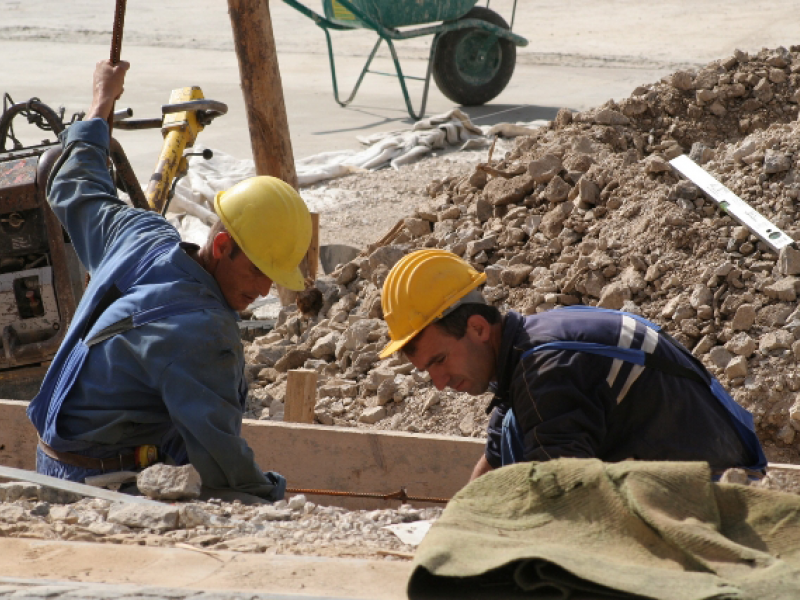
xmin=244 ymin=46 xmax=800 ymax=463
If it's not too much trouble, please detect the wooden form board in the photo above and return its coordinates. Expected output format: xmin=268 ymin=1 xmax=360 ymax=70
xmin=0 ymin=399 xmax=484 ymax=509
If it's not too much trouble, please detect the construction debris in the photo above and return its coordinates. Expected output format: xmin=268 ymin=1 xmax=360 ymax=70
xmin=243 ymin=45 xmax=800 ymax=467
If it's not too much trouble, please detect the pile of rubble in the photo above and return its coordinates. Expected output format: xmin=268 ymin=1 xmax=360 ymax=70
xmin=0 ymin=481 xmax=430 ymax=558
xmin=243 ymin=46 xmax=800 ymax=461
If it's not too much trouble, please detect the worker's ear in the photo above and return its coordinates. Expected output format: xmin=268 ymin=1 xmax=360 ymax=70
xmin=465 ymin=315 xmax=492 ymax=343
xmin=211 ymin=231 xmax=234 ymax=260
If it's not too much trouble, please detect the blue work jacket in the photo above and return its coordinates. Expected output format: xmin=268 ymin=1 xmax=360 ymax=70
xmin=27 ymin=119 xmax=283 ymax=500
xmin=485 ymin=309 xmax=764 ymax=471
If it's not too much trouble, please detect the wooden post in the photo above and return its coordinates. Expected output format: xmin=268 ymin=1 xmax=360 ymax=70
xmin=284 ymin=369 xmax=317 ymax=424
xmin=227 ymin=0 xmax=306 ymax=305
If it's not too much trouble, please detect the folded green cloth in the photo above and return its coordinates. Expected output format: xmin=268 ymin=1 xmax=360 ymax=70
xmin=408 ymin=459 xmax=800 ymax=600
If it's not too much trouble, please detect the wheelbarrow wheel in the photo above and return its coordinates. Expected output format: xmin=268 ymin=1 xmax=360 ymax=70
xmin=432 ymin=6 xmax=516 ymax=107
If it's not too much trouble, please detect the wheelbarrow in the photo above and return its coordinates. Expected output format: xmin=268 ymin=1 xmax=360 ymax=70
xmin=282 ymin=0 xmax=528 ymax=119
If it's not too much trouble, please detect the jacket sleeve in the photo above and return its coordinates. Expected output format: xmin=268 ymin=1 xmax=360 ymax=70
xmin=156 ymin=312 xmax=283 ymax=500
xmin=510 ymin=349 xmax=611 ymax=463
xmin=484 ymin=404 xmax=507 ymax=468
xmin=46 ymin=118 xmax=151 ymax=274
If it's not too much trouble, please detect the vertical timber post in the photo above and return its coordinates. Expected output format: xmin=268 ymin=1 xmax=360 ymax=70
xmin=227 ymin=0 xmax=305 ymax=305
xmin=285 ymin=369 xmax=318 ymax=424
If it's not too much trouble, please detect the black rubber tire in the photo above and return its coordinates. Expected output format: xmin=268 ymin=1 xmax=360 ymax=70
xmin=432 ymin=7 xmax=517 ymax=106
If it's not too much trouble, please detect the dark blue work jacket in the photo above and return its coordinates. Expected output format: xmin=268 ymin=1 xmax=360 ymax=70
xmin=26 ymin=119 xmax=282 ymax=499
xmin=485 ymin=309 xmax=765 ymax=472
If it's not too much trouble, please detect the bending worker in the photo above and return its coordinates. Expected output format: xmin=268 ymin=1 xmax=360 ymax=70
xmin=380 ymin=249 xmax=767 ymax=482
xmin=27 ymin=59 xmax=311 ymax=502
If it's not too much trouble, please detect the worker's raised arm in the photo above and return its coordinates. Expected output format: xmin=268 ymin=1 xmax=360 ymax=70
xmin=86 ymin=59 xmax=129 ymax=121
xmin=45 ymin=59 xmax=162 ymax=275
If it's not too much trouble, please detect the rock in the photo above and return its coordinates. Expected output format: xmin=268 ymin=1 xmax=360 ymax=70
xmin=725 ymin=356 xmax=748 ymax=379
xmin=287 ymin=494 xmax=307 ymax=511
xmin=732 ymin=140 xmax=756 ymax=162
xmin=725 ymin=333 xmax=757 ymax=357
xmin=376 ymin=379 xmax=397 ymax=406
xmin=500 ymin=264 xmax=534 ymax=287
xmin=719 ymin=468 xmax=750 ymax=485
xmin=777 ymin=423 xmax=796 ymax=444
xmin=49 ymin=505 xmax=79 ymax=524
xmin=137 ymin=464 xmax=202 ymax=501
xmin=764 ymin=277 xmax=798 ymax=302
xmin=759 ymin=330 xmax=794 ymax=353
xmin=540 ymin=202 xmax=573 ymax=238
xmin=404 ymin=218 xmax=431 ymax=238
xmin=670 ymin=71 xmax=695 ymax=91
xmin=764 ymin=149 xmax=792 ymax=174
xmin=543 ymin=175 xmax=571 ymax=203
xmin=107 ymin=504 xmax=179 ymax=531
xmin=465 ymin=235 xmax=498 ymax=258
xmin=484 ymin=174 xmax=535 ymax=206
xmin=527 ymin=154 xmax=562 ymax=183
xmin=553 ymin=108 xmax=572 ymax=129
xmin=577 ymin=178 xmax=600 ymax=204
xmin=597 ymin=281 xmax=630 ymax=310
xmin=708 ymin=346 xmax=734 ymax=369
xmin=311 ymin=332 xmax=339 ymax=360
xmin=179 ymin=504 xmax=215 ymax=528
xmin=359 ymin=406 xmax=386 ymax=424
xmin=593 ymin=109 xmax=630 ymax=126
xmin=731 ymin=304 xmax=757 ymax=331
xmin=644 ymin=155 xmax=671 ymax=173
xmin=778 ymin=245 xmax=800 ymax=276
xmin=275 ymin=349 xmax=312 ymax=372
xmin=458 ymin=415 xmax=474 ymax=436
xmin=688 ymin=285 xmax=713 ymax=309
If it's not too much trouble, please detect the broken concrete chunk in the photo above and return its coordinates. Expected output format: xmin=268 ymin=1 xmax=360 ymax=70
xmin=759 ymin=330 xmax=794 ymax=353
xmin=724 ymin=355 xmax=748 ymax=379
xmin=708 ymin=346 xmax=734 ymax=369
xmin=137 ymin=464 xmax=202 ymax=501
xmin=764 ymin=149 xmax=792 ymax=174
xmin=107 ymin=504 xmax=179 ymax=531
xmin=358 ymin=406 xmax=387 ymax=424
xmin=764 ymin=277 xmax=798 ymax=302
xmin=593 ymin=109 xmax=630 ymax=126
xmin=597 ymin=281 xmax=630 ymax=310
xmin=544 ymin=175 xmax=571 ymax=203
xmin=732 ymin=304 xmax=757 ymax=331
xmin=644 ymin=155 xmax=671 ymax=173
xmin=725 ymin=333 xmax=757 ymax=357
xmin=778 ymin=245 xmax=800 ymax=276
xmin=527 ymin=154 xmax=562 ymax=183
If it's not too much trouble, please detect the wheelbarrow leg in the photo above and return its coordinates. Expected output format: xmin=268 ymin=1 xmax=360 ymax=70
xmin=384 ymin=33 xmax=439 ymax=120
xmin=323 ymin=28 xmax=384 ymax=107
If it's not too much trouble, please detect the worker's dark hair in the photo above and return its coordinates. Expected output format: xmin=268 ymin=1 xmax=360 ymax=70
xmin=207 ymin=219 xmax=242 ymax=258
xmin=403 ymin=303 xmax=501 ymax=357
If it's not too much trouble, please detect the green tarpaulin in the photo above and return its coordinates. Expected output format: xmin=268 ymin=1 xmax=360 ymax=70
xmin=409 ymin=459 xmax=800 ymax=600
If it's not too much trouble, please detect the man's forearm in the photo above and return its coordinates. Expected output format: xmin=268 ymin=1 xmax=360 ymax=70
xmin=469 ymin=454 xmax=494 ymax=482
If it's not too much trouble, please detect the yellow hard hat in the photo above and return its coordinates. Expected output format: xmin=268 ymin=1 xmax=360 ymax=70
xmin=214 ymin=176 xmax=311 ymax=291
xmin=380 ymin=249 xmax=487 ymax=358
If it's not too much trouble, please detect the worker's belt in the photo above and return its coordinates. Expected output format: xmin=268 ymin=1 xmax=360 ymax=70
xmin=37 ymin=439 xmax=159 ymax=472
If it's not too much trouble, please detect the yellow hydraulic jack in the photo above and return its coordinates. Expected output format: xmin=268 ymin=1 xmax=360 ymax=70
xmin=141 ymin=87 xmax=228 ymax=214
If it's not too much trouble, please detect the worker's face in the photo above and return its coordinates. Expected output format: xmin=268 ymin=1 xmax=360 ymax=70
xmin=406 ymin=316 xmax=496 ymax=396
xmin=212 ymin=232 xmax=273 ymax=312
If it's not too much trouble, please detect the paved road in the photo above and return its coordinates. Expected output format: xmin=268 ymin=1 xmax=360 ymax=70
xmin=2 ymin=0 xmax=798 ymax=184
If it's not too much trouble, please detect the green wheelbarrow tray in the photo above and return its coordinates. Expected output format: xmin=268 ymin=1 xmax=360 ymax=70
xmin=283 ymin=0 xmax=529 ymax=120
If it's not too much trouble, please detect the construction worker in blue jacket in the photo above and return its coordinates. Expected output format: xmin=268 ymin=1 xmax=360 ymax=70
xmin=379 ymin=250 xmax=767 ymax=482
xmin=27 ymin=59 xmax=312 ymax=502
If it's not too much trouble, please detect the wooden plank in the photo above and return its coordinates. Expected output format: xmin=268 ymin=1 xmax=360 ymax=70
xmin=0 ymin=399 xmax=484 ymax=509
xmin=284 ymin=368 xmax=317 ymax=424
xmin=0 ymin=464 xmax=161 ymax=505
